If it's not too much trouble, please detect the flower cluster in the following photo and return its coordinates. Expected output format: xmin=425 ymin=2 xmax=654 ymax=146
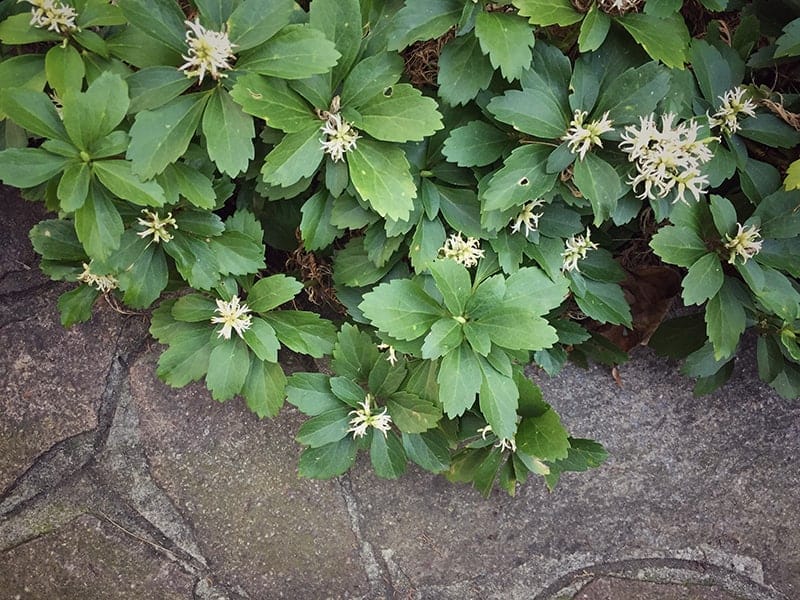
xmin=319 ymin=112 xmax=361 ymax=162
xmin=598 ymin=0 xmax=644 ymax=12
xmin=709 ymin=86 xmax=757 ymax=135
xmin=477 ymin=425 xmax=517 ymax=453
xmin=210 ymin=295 xmax=253 ymax=340
xmin=136 ymin=210 xmax=178 ymax=244
xmin=77 ymin=262 xmax=118 ymax=293
xmin=509 ymin=199 xmax=545 ymax=237
xmin=562 ymin=110 xmax=614 ymax=161
xmin=724 ymin=223 xmax=763 ymax=264
xmin=179 ymin=18 xmax=236 ymax=83
xmin=347 ymin=394 xmax=393 ymax=439
xmin=561 ymin=228 xmax=598 ymax=272
xmin=620 ymin=113 xmax=717 ymax=204
xmin=25 ymin=0 xmax=78 ymax=35
xmin=439 ymin=233 xmax=485 ymax=268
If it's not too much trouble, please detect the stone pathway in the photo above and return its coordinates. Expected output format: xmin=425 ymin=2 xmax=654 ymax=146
xmin=2 ymin=189 xmax=798 ymax=599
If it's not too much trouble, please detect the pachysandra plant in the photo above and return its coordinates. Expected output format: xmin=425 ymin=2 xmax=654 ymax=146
xmin=1 ymin=0 xmax=799 ymax=495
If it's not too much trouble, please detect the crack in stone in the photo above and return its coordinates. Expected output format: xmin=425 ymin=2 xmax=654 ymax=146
xmin=337 ymin=474 xmax=393 ymax=599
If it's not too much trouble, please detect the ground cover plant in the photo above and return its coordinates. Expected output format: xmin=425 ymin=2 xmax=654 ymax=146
xmin=0 ymin=0 xmax=798 ymax=496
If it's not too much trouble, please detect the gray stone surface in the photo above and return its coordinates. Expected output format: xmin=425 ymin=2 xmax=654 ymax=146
xmin=573 ymin=577 xmax=739 ymax=600
xmin=0 ymin=192 xmax=48 ymax=295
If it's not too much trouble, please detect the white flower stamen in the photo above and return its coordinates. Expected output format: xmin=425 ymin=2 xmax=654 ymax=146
xmin=562 ymin=110 xmax=614 ymax=161
xmin=23 ymin=0 xmax=78 ymax=34
xmin=377 ymin=343 xmax=399 ymax=366
xmin=476 ymin=424 xmax=516 ymax=453
xmin=561 ymin=228 xmax=598 ymax=273
xmin=77 ymin=262 xmax=118 ymax=293
xmin=510 ymin=199 xmax=545 ymax=236
xmin=136 ymin=210 xmax=178 ymax=244
xmin=439 ymin=233 xmax=485 ymax=268
xmin=724 ymin=223 xmax=762 ymax=264
xmin=347 ymin=393 xmax=392 ymax=439
xmin=179 ymin=18 xmax=236 ymax=83
xmin=598 ymin=0 xmax=643 ymax=13
xmin=210 ymin=295 xmax=253 ymax=340
xmin=709 ymin=86 xmax=757 ymax=135
xmin=320 ymin=112 xmax=361 ymax=162
xmin=620 ymin=113 xmax=717 ymax=204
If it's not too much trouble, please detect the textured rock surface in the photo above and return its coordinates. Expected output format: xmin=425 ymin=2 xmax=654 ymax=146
xmin=573 ymin=578 xmax=739 ymax=600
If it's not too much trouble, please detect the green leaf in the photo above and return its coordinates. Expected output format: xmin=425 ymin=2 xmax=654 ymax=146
xmin=775 ymin=17 xmax=800 ymax=58
xmin=504 ymin=267 xmax=568 ymax=315
xmin=0 ymin=148 xmax=70 ymax=188
xmin=45 ymin=44 xmax=85 ymax=97
xmin=780 ymin=330 xmax=800 ymax=363
xmin=478 ymin=361 xmax=518 ymax=440
xmin=682 ymin=253 xmax=724 ymax=306
xmin=298 ymin=438 xmax=357 ymax=479
xmin=574 ymin=280 xmax=633 ymax=327
xmin=228 ymin=0 xmax=294 ymax=51
xmin=370 ymin=431 xmax=406 ymax=479
xmin=193 ymin=0 xmax=233 ymax=29
xmin=286 ymin=372 xmax=341 ymax=416
xmin=709 ymin=194 xmax=737 ymax=237
xmin=58 ymin=283 xmax=100 ymax=327
xmin=74 ymin=183 xmax=124 ymax=261
xmin=296 ymin=407 xmax=351 ymax=448
xmin=650 ymin=226 xmax=710 ymax=267
xmin=237 ymin=24 xmax=341 ymax=79
xmin=386 ymin=0 xmax=462 ymax=51
xmin=169 ymin=163 xmax=216 ymax=209
xmin=126 ymin=66 xmax=194 ymax=113
xmin=422 ymin=317 xmax=464 ymax=359
xmin=438 ymin=185 xmax=483 ymax=238
xmin=785 ymin=159 xmax=800 ymax=191
xmin=300 ymin=190 xmax=341 ymax=250
xmin=403 ymin=431 xmax=450 ymax=473
xmin=386 ymin=392 xmax=441 ymax=434
xmin=117 ymin=0 xmax=186 ymax=54
xmin=512 ymin=0 xmax=582 ymax=26
xmin=331 ymin=324 xmax=379 ymax=381
xmin=757 ymin=334 xmax=783 ymax=384
xmin=114 ymin=234 xmax=168 ymax=308
xmin=592 ymin=62 xmax=671 ymax=126
xmin=155 ymin=323 xmax=215 ymax=387
xmin=0 ymin=14 xmax=61 ymax=45
xmin=487 ymin=88 xmax=567 ymax=139
xmin=689 ymin=39 xmax=733 ymax=106
xmin=247 ymin=274 xmax=303 ymax=313
xmin=572 ymin=154 xmax=622 ymax=225
xmin=474 ymin=12 xmax=535 ymax=81
xmin=172 ymin=293 xmax=217 ymax=322
xmin=442 ymin=120 xmax=512 ymax=168
xmin=438 ymin=343 xmax=481 ymax=417
xmin=578 ymin=2 xmax=610 ymax=52
xmin=242 ymin=317 xmax=280 ymax=363
xmin=360 ymin=279 xmax=443 ymax=341
xmin=429 ymin=259 xmax=471 ymax=315
xmin=309 ymin=0 xmax=362 ymax=83
xmin=476 ymin=308 xmax=558 ymax=351
xmin=61 ymin=73 xmax=129 ymax=150
xmin=516 ymin=409 xmax=570 ymax=461
xmin=482 ymin=145 xmax=557 ymax=212
xmin=0 ymin=55 xmax=47 ymax=99
xmin=210 ymin=231 xmax=265 ymax=276
xmin=261 ymin=124 xmax=324 ymax=188
xmin=127 ymin=93 xmax=209 ymax=179
xmin=738 ymin=114 xmax=800 ymax=149
xmin=0 ymin=88 xmax=68 ymax=141
xmin=230 ymin=73 xmax=316 ymax=133
xmin=202 ymin=87 xmax=254 ymax=177
xmin=409 ymin=217 xmax=446 ymax=273
xmin=436 ymin=34 xmax=495 ymax=106
xmin=549 ymin=438 xmax=607 ymax=472
xmin=705 ymin=278 xmax=745 ymax=361
xmin=329 ymin=376 xmax=364 ymax=407
xmin=92 ymin=160 xmax=166 ymax=207
xmin=341 ymin=52 xmax=404 ymax=109
xmin=332 ymin=237 xmax=394 ymax=287
xmin=242 ymin=358 xmax=286 ymax=419
xmin=163 ymin=231 xmax=221 ymax=290
xmin=262 ymin=310 xmax=336 ymax=357
xmin=206 ymin=337 xmax=250 ymax=401
xmin=348 ymin=138 xmax=417 ymax=222
xmin=29 ymin=220 xmax=86 ymax=262
xmin=349 ymin=83 xmax=442 ymax=143
xmin=617 ymin=13 xmax=690 ymax=69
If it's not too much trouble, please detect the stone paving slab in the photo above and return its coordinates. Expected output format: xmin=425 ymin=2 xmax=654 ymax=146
xmin=573 ymin=577 xmax=740 ymax=600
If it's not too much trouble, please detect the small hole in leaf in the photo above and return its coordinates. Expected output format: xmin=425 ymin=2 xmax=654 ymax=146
xmin=518 ymin=177 xmax=529 ymax=186
xmin=383 ymin=87 xmax=393 ymax=97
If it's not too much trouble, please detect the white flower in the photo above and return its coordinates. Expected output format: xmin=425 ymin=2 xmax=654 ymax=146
xmin=510 ymin=200 xmax=545 ymax=236
xmin=377 ymin=343 xmax=399 ymax=366
xmin=24 ymin=0 xmax=78 ymax=34
xmin=477 ymin=424 xmax=517 ymax=453
xmin=561 ymin=228 xmax=598 ymax=272
xmin=179 ymin=18 xmax=236 ymax=83
xmin=598 ymin=0 xmax=643 ymax=12
xmin=347 ymin=393 xmax=392 ymax=439
xmin=620 ymin=113 xmax=717 ymax=204
xmin=210 ymin=295 xmax=253 ymax=340
xmin=136 ymin=209 xmax=178 ymax=244
xmin=709 ymin=86 xmax=757 ymax=135
xmin=724 ymin=222 xmax=762 ymax=264
xmin=439 ymin=233 xmax=485 ymax=268
xmin=320 ymin=112 xmax=361 ymax=162
xmin=77 ymin=262 xmax=118 ymax=293
xmin=562 ymin=110 xmax=614 ymax=161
